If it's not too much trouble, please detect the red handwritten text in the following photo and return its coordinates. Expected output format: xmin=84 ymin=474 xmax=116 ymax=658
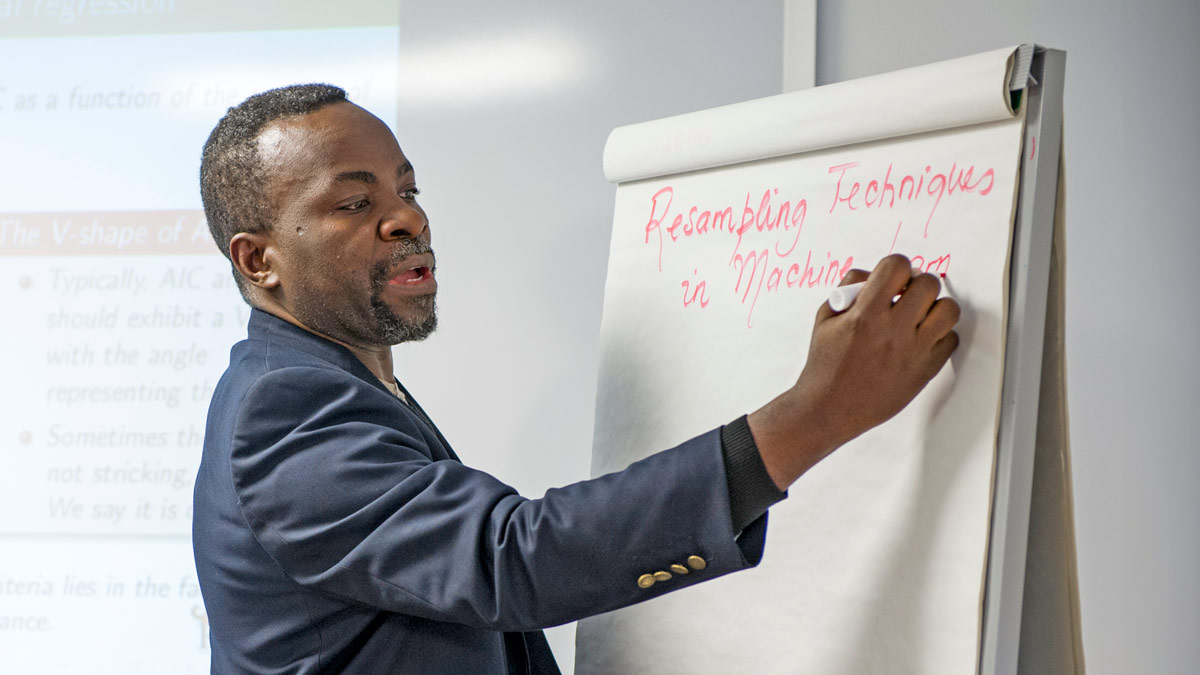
xmin=682 ymin=268 xmax=711 ymax=308
xmin=643 ymin=185 xmax=807 ymax=271
xmin=730 ymin=247 xmax=853 ymax=327
xmin=828 ymin=161 xmax=995 ymax=237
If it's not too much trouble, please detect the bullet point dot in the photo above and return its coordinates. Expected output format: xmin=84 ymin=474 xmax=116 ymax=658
xmin=18 ymin=276 xmax=32 ymax=289
xmin=19 ymin=430 xmax=32 ymax=444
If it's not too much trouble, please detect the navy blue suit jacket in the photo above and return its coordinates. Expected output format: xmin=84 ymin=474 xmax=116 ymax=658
xmin=193 ymin=309 xmax=768 ymax=674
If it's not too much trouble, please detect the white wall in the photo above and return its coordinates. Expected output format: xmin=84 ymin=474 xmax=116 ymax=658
xmin=815 ymin=2 xmax=1200 ymax=673
xmin=389 ymin=2 xmax=783 ymax=668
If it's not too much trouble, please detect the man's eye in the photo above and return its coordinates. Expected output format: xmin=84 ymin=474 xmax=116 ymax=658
xmin=401 ymin=187 xmax=421 ymax=200
xmin=341 ymin=199 xmax=369 ymax=212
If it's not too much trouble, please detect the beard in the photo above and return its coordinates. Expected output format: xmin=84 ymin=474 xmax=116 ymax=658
xmin=368 ymin=239 xmax=438 ymax=344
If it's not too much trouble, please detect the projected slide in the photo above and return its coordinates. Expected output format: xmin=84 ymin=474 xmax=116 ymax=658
xmin=0 ymin=3 xmax=398 ymax=671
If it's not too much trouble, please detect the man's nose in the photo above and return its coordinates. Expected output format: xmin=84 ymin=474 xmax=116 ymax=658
xmin=379 ymin=196 xmax=427 ymax=240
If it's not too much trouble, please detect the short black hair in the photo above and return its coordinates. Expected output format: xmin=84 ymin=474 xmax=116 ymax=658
xmin=199 ymin=83 xmax=347 ymax=293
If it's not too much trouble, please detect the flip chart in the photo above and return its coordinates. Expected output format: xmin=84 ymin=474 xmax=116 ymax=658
xmin=579 ymin=46 xmax=1028 ymax=674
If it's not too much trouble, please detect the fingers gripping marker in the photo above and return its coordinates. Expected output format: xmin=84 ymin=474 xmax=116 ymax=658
xmin=828 ymin=281 xmax=866 ymax=313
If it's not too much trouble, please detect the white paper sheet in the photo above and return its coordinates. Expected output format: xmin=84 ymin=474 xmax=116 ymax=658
xmin=579 ymin=47 xmax=1026 ymax=675
xmin=602 ymin=46 xmax=1018 ymax=184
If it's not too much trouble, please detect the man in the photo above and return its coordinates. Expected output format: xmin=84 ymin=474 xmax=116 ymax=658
xmin=192 ymin=84 xmax=959 ymax=674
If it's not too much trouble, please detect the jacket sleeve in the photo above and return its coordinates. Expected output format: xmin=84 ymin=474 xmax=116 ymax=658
xmin=229 ymin=365 xmax=769 ymax=632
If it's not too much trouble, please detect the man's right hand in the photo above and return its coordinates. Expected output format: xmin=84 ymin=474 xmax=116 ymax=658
xmin=747 ymin=254 xmax=961 ymax=491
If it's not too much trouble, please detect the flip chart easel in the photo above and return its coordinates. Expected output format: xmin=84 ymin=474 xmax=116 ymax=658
xmin=579 ymin=45 xmax=1082 ymax=675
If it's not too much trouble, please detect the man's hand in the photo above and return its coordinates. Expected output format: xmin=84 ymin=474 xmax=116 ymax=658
xmin=748 ymin=254 xmax=961 ymax=491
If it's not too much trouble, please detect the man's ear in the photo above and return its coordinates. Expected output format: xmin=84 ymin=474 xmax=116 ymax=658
xmin=229 ymin=232 xmax=281 ymax=291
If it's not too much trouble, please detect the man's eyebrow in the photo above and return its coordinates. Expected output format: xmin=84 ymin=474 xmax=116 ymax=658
xmin=334 ymin=170 xmax=377 ymax=185
xmin=332 ymin=163 xmax=414 ymax=185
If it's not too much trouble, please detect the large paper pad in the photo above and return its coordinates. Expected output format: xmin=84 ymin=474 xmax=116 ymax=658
xmin=579 ymin=47 xmax=1026 ymax=675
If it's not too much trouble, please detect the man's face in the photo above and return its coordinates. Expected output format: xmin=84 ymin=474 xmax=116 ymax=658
xmin=256 ymin=102 xmax=436 ymax=348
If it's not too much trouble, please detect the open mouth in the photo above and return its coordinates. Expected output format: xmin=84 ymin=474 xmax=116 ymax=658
xmin=384 ymin=253 xmax=436 ymax=287
xmin=388 ymin=265 xmax=433 ymax=285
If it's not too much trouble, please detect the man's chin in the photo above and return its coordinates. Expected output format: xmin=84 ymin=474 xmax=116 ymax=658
xmin=375 ymin=302 xmax=437 ymax=345
xmin=386 ymin=321 xmax=436 ymax=345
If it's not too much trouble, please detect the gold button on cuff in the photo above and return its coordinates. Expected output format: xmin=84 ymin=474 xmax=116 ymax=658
xmin=670 ymin=564 xmax=689 ymax=575
xmin=686 ymin=555 xmax=707 ymax=571
xmin=652 ymin=570 xmax=672 ymax=582
xmin=637 ymin=574 xmax=656 ymax=589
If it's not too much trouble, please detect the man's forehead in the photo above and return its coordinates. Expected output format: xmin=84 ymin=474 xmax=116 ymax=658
xmin=255 ymin=102 xmax=405 ymax=172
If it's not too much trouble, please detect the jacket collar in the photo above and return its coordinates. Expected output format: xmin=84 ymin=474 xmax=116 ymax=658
xmin=247 ymin=307 xmax=394 ymax=398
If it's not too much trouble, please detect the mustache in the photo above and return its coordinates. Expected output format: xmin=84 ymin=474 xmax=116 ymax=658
xmin=371 ymin=239 xmax=436 ymax=284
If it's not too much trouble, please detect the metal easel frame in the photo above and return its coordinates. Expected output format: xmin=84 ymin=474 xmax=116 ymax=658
xmin=979 ymin=46 xmax=1068 ymax=675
